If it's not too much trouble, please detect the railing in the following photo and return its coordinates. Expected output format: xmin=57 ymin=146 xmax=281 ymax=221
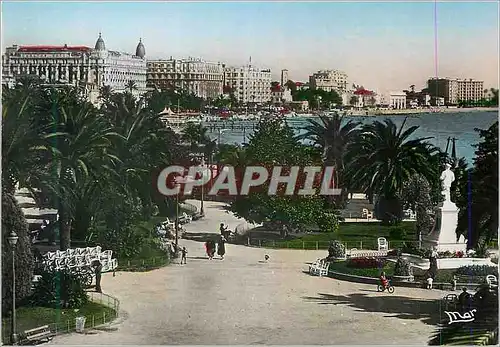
xmin=45 ymin=292 xmax=120 ymax=335
xmin=243 ymin=238 xmax=499 ymax=252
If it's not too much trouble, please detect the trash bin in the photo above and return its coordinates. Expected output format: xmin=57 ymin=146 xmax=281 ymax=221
xmin=75 ymin=317 xmax=86 ymax=333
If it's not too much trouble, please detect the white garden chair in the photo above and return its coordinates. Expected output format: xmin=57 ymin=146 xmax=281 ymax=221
xmin=377 ymin=237 xmax=388 ymax=252
xmin=100 ymin=250 xmax=113 ymax=261
xmin=317 ymin=262 xmax=329 ymax=277
xmin=309 ymin=258 xmax=322 ymax=275
xmin=362 ymin=208 xmax=373 ymax=220
xmin=486 ymin=275 xmax=498 ymax=286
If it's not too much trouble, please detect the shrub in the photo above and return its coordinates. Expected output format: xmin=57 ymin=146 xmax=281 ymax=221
xmin=394 ymin=257 xmax=413 ymax=277
xmin=29 ymin=271 xmax=89 ymax=309
xmin=327 ymin=240 xmax=345 ymax=259
xmin=399 ymin=244 xmax=431 ymax=258
xmin=454 ymin=265 xmax=499 ymax=278
xmin=347 ymin=257 xmax=386 ymax=269
xmin=2 ymin=192 xmax=35 ymax=315
xmin=389 ymin=226 xmax=407 ymax=241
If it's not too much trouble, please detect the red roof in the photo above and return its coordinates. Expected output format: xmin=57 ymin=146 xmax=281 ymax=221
xmin=18 ymin=45 xmax=92 ymax=53
xmin=354 ymin=88 xmax=374 ymax=96
xmin=295 ymin=82 xmax=304 ymax=86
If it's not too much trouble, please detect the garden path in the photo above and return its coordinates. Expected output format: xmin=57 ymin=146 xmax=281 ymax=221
xmin=50 ymin=201 xmax=448 ymax=345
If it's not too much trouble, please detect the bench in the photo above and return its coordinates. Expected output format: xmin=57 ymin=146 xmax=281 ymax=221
xmin=442 ymin=294 xmax=459 ymax=311
xmin=309 ymin=259 xmax=329 ymax=277
xmin=178 ymin=212 xmax=193 ymax=224
xmin=19 ymin=325 xmax=55 ymax=344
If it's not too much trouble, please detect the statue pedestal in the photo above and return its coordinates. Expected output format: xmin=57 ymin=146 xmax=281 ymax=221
xmin=423 ymin=200 xmax=467 ymax=253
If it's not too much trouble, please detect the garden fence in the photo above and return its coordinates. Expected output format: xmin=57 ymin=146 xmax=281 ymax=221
xmin=47 ymin=292 xmax=120 ymax=336
xmin=244 ymin=238 xmax=498 ymax=252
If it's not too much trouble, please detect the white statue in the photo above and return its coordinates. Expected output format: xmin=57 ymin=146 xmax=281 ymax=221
xmin=440 ymin=163 xmax=455 ymax=202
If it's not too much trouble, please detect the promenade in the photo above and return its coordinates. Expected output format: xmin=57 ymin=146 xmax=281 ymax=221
xmin=50 ymin=201 xmax=447 ymax=345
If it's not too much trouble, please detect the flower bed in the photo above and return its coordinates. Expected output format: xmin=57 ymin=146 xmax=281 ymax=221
xmin=347 ymin=257 xmax=386 ymax=269
xmin=329 ymin=259 xmax=394 ymax=278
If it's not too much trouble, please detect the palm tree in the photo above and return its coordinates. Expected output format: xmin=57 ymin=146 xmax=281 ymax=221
xmin=299 ymin=112 xmax=360 ymax=205
xmin=125 ymin=80 xmax=137 ymax=94
xmin=181 ymin=123 xmax=211 ymax=151
xmin=99 ymin=85 xmax=113 ymax=101
xmin=346 ymin=118 xmax=438 ymax=223
xmin=42 ymin=90 xmax=118 ymax=250
xmin=2 ymin=83 xmax=53 ymax=194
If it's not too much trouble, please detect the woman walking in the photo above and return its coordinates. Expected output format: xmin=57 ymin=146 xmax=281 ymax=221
xmin=218 ymin=235 xmax=226 ymax=260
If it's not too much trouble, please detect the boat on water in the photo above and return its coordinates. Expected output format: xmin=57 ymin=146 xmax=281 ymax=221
xmin=158 ymin=107 xmax=202 ymax=129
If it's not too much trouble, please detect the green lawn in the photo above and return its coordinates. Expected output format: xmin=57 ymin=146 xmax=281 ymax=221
xmin=2 ymin=302 xmax=115 ymax=344
xmin=248 ymin=221 xmax=417 ymax=250
xmin=327 ymin=259 xmax=487 ymax=285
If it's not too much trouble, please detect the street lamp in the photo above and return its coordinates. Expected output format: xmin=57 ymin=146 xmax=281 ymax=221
xmin=188 ymin=152 xmax=207 ymax=216
xmin=8 ymin=231 xmax=19 ymax=345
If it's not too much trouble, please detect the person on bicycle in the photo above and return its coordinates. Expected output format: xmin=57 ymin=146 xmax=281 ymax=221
xmin=379 ymin=271 xmax=389 ymax=288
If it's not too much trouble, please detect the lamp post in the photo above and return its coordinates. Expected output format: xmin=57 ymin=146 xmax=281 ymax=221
xmin=8 ymin=231 xmax=19 ymax=345
xmin=175 ymin=182 xmax=180 ymax=250
xmin=200 ymin=156 xmax=205 ymax=216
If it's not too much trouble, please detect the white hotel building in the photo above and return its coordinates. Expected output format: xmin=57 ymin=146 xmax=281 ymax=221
xmin=309 ymin=70 xmax=349 ymax=93
xmin=2 ymin=33 xmax=147 ymax=102
xmin=223 ymin=63 xmax=272 ymax=104
xmin=147 ymin=57 xmax=224 ymax=99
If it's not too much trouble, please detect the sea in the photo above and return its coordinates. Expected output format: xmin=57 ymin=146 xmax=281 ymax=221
xmin=204 ymin=111 xmax=498 ymax=166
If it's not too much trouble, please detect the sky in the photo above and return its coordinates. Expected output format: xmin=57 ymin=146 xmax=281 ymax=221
xmin=2 ymin=1 xmax=499 ymax=93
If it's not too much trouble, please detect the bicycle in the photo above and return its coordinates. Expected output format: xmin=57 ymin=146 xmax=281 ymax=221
xmin=377 ymin=281 xmax=395 ymax=293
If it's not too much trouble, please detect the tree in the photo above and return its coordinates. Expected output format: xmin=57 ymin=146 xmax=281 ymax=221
xmin=2 ymin=192 xmax=34 ymax=315
xmin=285 ymin=80 xmax=297 ymax=95
xmin=125 ymin=80 xmax=137 ymax=93
xmin=182 ymin=123 xmax=211 ymax=151
xmin=456 ymin=122 xmax=498 ymax=248
xmin=229 ymin=119 xmax=339 ymax=235
xmin=299 ymin=112 xmax=360 ymax=206
xmin=349 ymin=95 xmax=358 ymax=106
xmin=41 ymin=89 xmax=118 ymax=250
xmin=346 ymin=118 xmax=438 ymax=224
xmin=1 ymin=83 xmax=53 ymax=194
xmin=402 ymin=174 xmax=433 ymax=242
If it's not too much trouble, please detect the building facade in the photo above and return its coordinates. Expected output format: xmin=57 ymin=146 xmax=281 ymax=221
xmin=389 ymin=92 xmax=407 ymax=109
xmin=427 ymin=78 xmax=484 ymax=105
xmin=146 ymin=57 xmax=224 ymax=99
xmin=280 ymin=69 xmax=289 ymax=87
xmin=2 ymin=34 xmax=147 ymax=102
xmin=224 ymin=64 xmax=272 ymax=104
xmin=309 ymin=70 xmax=348 ymax=93
xmin=270 ymin=84 xmax=293 ymax=104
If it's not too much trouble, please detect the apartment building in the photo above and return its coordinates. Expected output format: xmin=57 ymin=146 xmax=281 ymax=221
xmin=146 ymin=57 xmax=224 ymax=99
xmin=427 ymin=77 xmax=484 ymax=105
xmin=224 ymin=64 xmax=272 ymax=104
xmin=309 ymin=70 xmax=348 ymax=93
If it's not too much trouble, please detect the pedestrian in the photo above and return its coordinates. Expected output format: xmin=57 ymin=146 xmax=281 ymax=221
xmin=181 ymin=246 xmax=187 ymax=264
xmin=92 ymin=260 xmax=103 ymax=293
xmin=426 ymin=275 xmax=433 ymax=290
xmin=218 ymin=235 xmax=226 ymax=260
xmin=452 ymin=275 xmax=457 ymax=291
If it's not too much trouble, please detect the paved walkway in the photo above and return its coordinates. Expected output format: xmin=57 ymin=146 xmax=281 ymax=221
xmin=50 ymin=201 xmax=447 ymax=345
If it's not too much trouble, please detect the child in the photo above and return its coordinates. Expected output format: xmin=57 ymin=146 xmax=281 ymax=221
xmin=181 ymin=246 xmax=187 ymax=264
xmin=452 ymin=275 xmax=457 ymax=291
xmin=426 ymin=275 xmax=433 ymax=290
xmin=379 ymin=271 xmax=389 ymax=288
